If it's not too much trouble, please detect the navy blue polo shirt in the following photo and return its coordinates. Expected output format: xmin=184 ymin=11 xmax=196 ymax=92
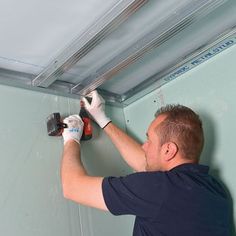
xmin=102 ymin=163 xmax=230 ymax=236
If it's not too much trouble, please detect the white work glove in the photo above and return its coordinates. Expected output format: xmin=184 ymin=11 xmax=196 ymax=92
xmin=62 ymin=115 xmax=84 ymax=144
xmin=82 ymin=90 xmax=111 ymax=129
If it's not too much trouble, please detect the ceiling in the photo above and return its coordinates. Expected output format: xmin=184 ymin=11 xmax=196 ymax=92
xmin=0 ymin=0 xmax=236 ymax=106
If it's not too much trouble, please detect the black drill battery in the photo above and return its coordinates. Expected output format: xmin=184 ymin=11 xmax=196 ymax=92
xmin=47 ymin=113 xmax=67 ymax=136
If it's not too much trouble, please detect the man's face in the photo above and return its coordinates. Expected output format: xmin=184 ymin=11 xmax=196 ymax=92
xmin=142 ymin=115 xmax=166 ymax=171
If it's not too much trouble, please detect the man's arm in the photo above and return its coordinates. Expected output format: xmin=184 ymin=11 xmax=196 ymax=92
xmin=61 ymin=115 xmax=108 ymax=211
xmin=83 ymin=91 xmax=146 ymax=172
xmin=103 ymin=122 xmax=146 ymax=172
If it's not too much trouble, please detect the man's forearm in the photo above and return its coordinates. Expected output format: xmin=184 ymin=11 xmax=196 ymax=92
xmin=61 ymin=140 xmax=87 ymax=195
xmin=104 ymin=122 xmax=146 ymax=172
xmin=61 ymin=140 xmax=107 ymax=210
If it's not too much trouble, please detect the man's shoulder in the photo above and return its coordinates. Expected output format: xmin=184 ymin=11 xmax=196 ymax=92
xmin=103 ymin=170 xmax=168 ymax=188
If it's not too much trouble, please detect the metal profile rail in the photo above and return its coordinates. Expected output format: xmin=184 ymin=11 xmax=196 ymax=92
xmin=0 ymin=26 xmax=235 ymax=107
xmin=32 ymin=0 xmax=147 ymax=88
xmin=122 ymin=25 xmax=236 ymax=105
xmin=71 ymin=0 xmax=226 ymax=96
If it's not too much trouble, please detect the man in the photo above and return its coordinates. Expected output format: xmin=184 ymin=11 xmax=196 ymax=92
xmin=61 ymin=90 xmax=230 ymax=235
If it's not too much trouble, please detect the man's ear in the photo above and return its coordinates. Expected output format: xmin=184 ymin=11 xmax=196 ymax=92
xmin=161 ymin=142 xmax=178 ymax=161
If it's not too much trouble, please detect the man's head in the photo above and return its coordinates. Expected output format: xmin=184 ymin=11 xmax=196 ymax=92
xmin=142 ymin=104 xmax=204 ymax=171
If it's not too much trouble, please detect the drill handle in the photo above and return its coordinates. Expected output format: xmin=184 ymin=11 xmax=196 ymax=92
xmin=58 ymin=122 xmax=68 ymax=129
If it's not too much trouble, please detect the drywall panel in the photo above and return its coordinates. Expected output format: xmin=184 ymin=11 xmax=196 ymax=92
xmin=0 ymin=85 xmax=81 ymax=236
xmin=124 ymin=43 xmax=236 ymax=233
xmin=0 ymin=84 xmax=133 ymax=236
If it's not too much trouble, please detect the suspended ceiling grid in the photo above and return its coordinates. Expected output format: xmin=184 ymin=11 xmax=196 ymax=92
xmin=0 ymin=0 xmax=236 ymax=106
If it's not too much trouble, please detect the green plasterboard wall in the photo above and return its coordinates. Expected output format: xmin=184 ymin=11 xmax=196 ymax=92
xmin=1 ymin=34 xmax=236 ymax=236
xmin=124 ymin=43 xmax=236 ymax=233
xmin=0 ymin=84 xmax=133 ymax=236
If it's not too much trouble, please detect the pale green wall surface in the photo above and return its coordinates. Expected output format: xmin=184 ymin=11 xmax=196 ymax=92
xmin=124 ymin=44 xmax=236 ymax=233
xmin=79 ymin=105 xmax=134 ymax=236
xmin=0 ymin=84 xmax=133 ymax=236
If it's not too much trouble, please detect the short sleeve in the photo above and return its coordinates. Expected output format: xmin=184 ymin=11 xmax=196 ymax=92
xmin=102 ymin=172 xmax=166 ymax=217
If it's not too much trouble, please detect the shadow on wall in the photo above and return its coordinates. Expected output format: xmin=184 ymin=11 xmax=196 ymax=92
xmin=200 ymin=112 xmax=236 ymax=235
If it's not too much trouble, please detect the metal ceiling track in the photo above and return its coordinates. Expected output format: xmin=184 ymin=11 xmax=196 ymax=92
xmin=0 ymin=0 xmax=234 ymax=107
xmin=0 ymin=67 xmax=80 ymax=99
xmin=70 ymin=0 xmax=227 ymax=96
xmin=0 ymin=26 xmax=235 ymax=106
xmin=32 ymin=0 xmax=147 ymax=88
xmin=122 ymin=25 xmax=236 ymax=106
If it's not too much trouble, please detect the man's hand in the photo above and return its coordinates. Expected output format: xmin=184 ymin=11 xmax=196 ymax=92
xmin=82 ymin=90 xmax=111 ymax=129
xmin=62 ymin=115 xmax=84 ymax=144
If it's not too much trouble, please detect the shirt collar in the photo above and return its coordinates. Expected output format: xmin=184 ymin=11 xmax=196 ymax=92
xmin=170 ymin=163 xmax=209 ymax=174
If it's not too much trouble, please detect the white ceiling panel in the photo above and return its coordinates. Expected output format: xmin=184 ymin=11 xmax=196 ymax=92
xmin=0 ymin=0 xmax=118 ymax=73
